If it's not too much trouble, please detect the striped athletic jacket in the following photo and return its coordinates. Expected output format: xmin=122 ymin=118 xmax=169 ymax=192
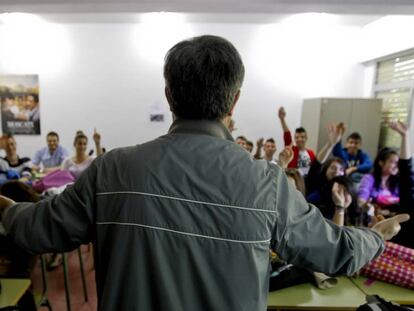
xmin=3 ymin=118 xmax=384 ymax=310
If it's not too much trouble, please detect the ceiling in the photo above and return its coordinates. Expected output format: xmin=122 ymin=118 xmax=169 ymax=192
xmin=0 ymin=0 xmax=413 ymax=25
xmin=0 ymin=0 xmax=414 ymax=15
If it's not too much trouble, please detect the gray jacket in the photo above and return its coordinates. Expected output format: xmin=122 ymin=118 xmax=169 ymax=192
xmin=3 ymin=119 xmax=384 ymax=311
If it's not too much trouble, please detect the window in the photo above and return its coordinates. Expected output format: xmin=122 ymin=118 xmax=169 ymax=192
xmin=374 ymin=53 xmax=414 ymax=149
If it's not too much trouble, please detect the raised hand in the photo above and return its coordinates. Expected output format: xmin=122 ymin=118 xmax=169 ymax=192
xmin=388 ymin=120 xmax=407 ymax=137
xmin=327 ymin=122 xmax=345 ymax=146
xmin=0 ymin=136 xmax=7 ymax=150
xmin=93 ymin=128 xmax=101 ymax=145
xmin=278 ymin=107 xmax=286 ymax=120
xmin=278 ymin=146 xmax=294 ymax=169
xmin=372 ymin=214 xmax=410 ymax=240
xmin=256 ymin=138 xmax=264 ymax=148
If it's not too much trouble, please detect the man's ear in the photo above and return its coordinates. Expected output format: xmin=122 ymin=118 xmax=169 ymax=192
xmin=228 ymin=89 xmax=241 ymax=117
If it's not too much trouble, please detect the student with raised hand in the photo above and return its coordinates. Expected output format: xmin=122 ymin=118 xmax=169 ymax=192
xmin=359 ymin=120 xmax=413 ymax=247
xmin=254 ymin=138 xmax=277 ymax=163
xmin=0 ymin=35 xmax=409 ymax=310
xmin=278 ymin=106 xmax=315 ymax=176
xmin=62 ymin=129 xmax=103 ymax=180
xmin=332 ymin=131 xmax=372 ymax=183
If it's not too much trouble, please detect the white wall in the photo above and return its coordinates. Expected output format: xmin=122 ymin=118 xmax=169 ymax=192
xmin=0 ymin=14 xmax=369 ymax=157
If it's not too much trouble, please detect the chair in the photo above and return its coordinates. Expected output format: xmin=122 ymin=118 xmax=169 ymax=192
xmin=34 ymin=255 xmax=52 ymax=311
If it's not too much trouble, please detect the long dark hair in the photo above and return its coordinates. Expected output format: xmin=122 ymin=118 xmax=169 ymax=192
xmin=373 ymin=148 xmax=399 ymax=194
xmin=320 ymin=157 xmax=346 ymax=184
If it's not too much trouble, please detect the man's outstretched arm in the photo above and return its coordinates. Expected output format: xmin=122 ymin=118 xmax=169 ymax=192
xmin=0 ymin=158 xmax=99 ymax=254
xmin=271 ymin=166 xmax=408 ymax=276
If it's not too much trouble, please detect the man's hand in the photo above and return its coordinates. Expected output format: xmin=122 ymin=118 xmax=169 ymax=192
xmin=0 ymin=195 xmax=16 ymax=219
xmin=278 ymin=146 xmax=294 ymax=169
xmin=371 ymin=214 xmax=410 ymax=240
xmin=278 ymin=107 xmax=286 ymax=120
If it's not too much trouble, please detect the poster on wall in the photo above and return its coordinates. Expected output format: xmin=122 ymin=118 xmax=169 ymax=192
xmin=0 ymin=75 xmax=40 ymax=135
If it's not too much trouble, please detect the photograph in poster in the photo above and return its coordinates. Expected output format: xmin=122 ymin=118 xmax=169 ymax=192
xmin=0 ymin=75 xmax=40 ymax=135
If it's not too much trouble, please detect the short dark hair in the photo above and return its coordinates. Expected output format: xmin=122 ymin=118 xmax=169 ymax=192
xmin=47 ymin=131 xmax=59 ymax=140
xmin=295 ymin=127 xmax=307 ymax=134
xmin=347 ymin=132 xmax=362 ymax=141
xmin=27 ymin=93 xmax=39 ymax=103
xmin=246 ymin=141 xmax=253 ymax=147
xmin=236 ymin=136 xmax=247 ymax=142
xmin=164 ymin=35 xmax=245 ymax=120
xmin=265 ymin=138 xmax=275 ymax=144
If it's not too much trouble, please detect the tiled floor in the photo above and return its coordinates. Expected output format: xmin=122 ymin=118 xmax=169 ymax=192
xmin=31 ymin=245 xmax=97 ymax=311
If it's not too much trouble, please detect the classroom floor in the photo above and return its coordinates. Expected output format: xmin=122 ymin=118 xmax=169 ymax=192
xmin=31 ymin=245 xmax=97 ymax=311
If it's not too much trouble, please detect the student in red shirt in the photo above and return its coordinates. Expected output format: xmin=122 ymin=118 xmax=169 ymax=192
xmin=278 ymin=107 xmax=315 ymax=175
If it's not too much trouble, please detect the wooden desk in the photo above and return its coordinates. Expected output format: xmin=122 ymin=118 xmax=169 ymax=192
xmin=267 ymin=277 xmax=366 ymax=310
xmin=0 ymin=278 xmax=31 ymax=308
xmin=351 ymin=277 xmax=414 ymax=306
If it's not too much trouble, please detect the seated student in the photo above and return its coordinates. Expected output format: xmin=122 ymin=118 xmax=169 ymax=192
xmin=32 ymin=131 xmax=69 ymax=173
xmin=62 ymin=129 xmax=103 ymax=180
xmin=332 ymin=131 xmax=372 ymax=183
xmin=306 ymin=123 xmax=362 ymax=226
xmin=0 ymin=134 xmax=33 ymax=182
xmin=358 ymin=121 xmax=413 ymax=247
xmin=254 ymin=138 xmax=277 ymax=163
xmin=278 ymin=107 xmax=315 ymax=176
xmin=0 ymin=181 xmax=40 ymax=311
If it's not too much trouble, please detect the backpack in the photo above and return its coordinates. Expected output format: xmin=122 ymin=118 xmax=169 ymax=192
xmin=356 ymin=295 xmax=414 ymax=311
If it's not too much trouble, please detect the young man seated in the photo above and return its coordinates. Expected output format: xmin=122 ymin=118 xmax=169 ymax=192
xmin=333 ymin=132 xmax=372 ymax=183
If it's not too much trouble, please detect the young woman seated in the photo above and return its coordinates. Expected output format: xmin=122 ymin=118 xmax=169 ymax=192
xmin=358 ymin=121 xmax=413 ymax=247
xmin=62 ymin=129 xmax=102 ymax=179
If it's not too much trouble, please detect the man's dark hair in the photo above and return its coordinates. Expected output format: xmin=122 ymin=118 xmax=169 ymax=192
xmin=47 ymin=131 xmax=59 ymax=140
xmin=265 ymin=138 xmax=275 ymax=144
xmin=164 ymin=35 xmax=245 ymax=120
xmin=246 ymin=141 xmax=253 ymax=147
xmin=236 ymin=136 xmax=247 ymax=142
xmin=27 ymin=93 xmax=39 ymax=103
xmin=295 ymin=127 xmax=307 ymax=134
xmin=347 ymin=132 xmax=362 ymax=141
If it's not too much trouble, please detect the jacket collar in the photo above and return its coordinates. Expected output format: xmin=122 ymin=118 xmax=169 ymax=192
xmin=168 ymin=118 xmax=234 ymax=142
